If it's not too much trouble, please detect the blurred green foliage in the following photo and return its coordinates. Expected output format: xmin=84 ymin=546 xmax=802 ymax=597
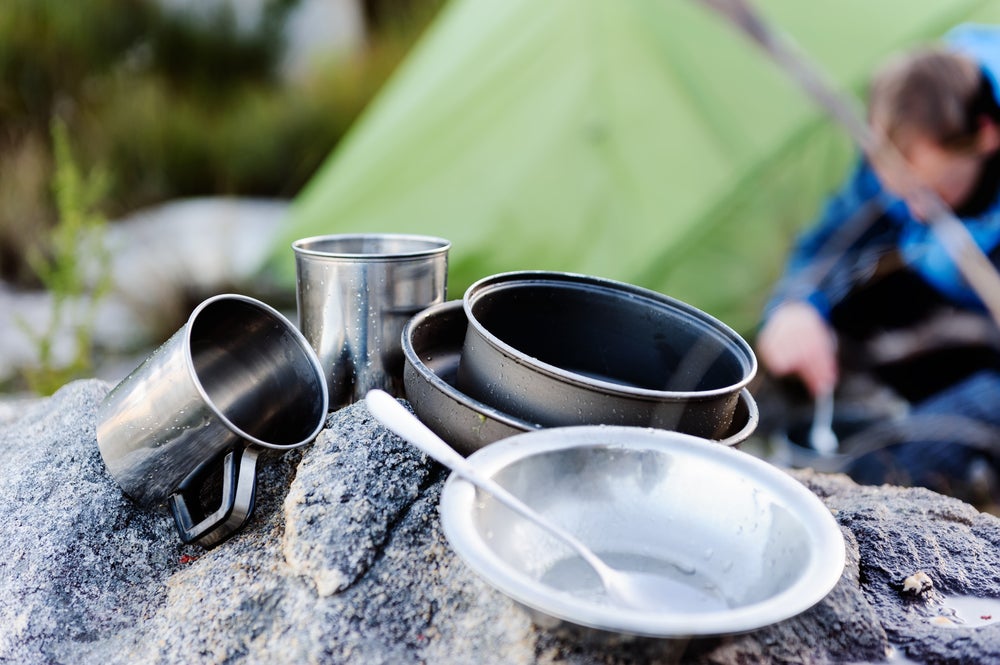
xmin=19 ymin=118 xmax=112 ymax=395
xmin=145 ymin=0 xmax=296 ymax=95
xmin=0 ymin=1 xmax=155 ymax=130
xmin=0 ymin=0 xmax=442 ymax=286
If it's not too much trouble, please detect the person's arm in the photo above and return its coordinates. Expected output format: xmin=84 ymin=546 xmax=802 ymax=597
xmin=757 ymin=301 xmax=839 ymax=396
xmin=764 ymin=160 xmax=887 ymax=320
xmin=758 ymin=160 xmax=888 ymax=395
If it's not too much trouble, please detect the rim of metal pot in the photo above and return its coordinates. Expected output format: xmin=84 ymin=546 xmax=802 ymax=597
xmin=439 ymin=426 xmax=846 ymax=638
xmin=402 ymin=300 xmax=540 ymax=432
xmin=291 ymin=233 xmax=451 ymax=261
xmin=462 ymin=271 xmax=758 ymax=400
xmin=718 ymin=388 xmax=759 ymax=447
xmin=403 ymin=300 xmax=757 ymax=448
xmin=183 ymin=293 xmax=329 ymax=450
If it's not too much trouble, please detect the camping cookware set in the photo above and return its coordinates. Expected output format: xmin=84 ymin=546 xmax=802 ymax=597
xmin=96 ymin=232 xmax=845 ymax=642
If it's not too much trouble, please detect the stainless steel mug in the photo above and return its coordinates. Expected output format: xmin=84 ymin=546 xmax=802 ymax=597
xmin=292 ymin=233 xmax=450 ymax=410
xmin=96 ymin=294 xmax=329 ymax=548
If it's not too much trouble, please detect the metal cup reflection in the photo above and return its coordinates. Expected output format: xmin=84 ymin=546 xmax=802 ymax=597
xmin=293 ymin=233 xmax=449 ymax=410
xmin=96 ymin=294 xmax=328 ymax=547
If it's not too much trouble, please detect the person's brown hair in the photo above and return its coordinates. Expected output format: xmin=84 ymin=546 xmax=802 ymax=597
xmin=869 ymin=47 xmax=984 ymax=152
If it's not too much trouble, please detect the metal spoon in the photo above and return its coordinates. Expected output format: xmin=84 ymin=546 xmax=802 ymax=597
xmin=364 ymin=389 xmax=680 ymax=613
xmin=809 ymin=390 xmax=839 ymax=455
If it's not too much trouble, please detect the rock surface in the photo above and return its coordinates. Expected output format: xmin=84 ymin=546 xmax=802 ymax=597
xmin=3 ymin=380 xmax=1000 ymax=664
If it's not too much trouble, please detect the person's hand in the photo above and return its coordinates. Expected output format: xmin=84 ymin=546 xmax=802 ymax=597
xmin=756 ymin=301 xmax=838 ymax=397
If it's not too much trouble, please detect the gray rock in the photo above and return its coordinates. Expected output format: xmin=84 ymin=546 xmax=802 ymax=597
xmin=2 ymin=379 xmax=1000 ymax=664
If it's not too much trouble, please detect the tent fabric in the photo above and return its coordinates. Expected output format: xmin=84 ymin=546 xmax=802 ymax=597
xmin=270 ymin=0 xmax=1000 ymax=334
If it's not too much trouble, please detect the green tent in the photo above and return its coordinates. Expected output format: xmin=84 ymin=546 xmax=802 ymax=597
xmin=270 ymin=0 xmax=1000 ymax=334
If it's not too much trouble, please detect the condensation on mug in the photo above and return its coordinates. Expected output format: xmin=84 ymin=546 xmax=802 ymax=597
xmin=293 ymin=233 xmax=449 ymax=410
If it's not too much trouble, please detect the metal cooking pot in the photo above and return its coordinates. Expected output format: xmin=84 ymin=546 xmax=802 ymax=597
xmin=402 ymin=300 xmax=540 ymax=455
xmin=456 ymin=272 xmax=757 ymax=438
xmin=403 ymin=300 xmax=759 ymax=455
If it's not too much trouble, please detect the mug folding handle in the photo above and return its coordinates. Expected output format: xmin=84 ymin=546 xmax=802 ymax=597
xmin=168 ymin=446 xmax=260 ymax=548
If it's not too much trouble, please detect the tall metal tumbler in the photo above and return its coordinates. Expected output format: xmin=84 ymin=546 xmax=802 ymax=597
xmin=293 ymin=234 xmax=450 ymax=410
xmin=97 ymin=294 xmax=329 ymax=548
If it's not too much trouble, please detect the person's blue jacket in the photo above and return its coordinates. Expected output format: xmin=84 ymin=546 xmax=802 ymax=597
xmin=766 ymin=24 xmax=1000 ymax=321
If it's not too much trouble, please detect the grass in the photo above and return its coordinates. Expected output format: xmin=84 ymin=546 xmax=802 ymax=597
xmin=0 ymin=1 xmax=442 ymax=392
xmin=17 ymin=119 xmax=112 ymax=395
xmin=0 ymin=0 xmax=442 ymax=287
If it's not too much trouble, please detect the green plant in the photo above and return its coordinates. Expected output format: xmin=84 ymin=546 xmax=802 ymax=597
xmin=18 ymin=119 xmax=112 ymax=395
xmin=0 ymin=0 xmax=443 ymax=292
xmin=0 ymin=0 xmax=157 ymax=132
xmin=145 ymin=0 xmax=297 ymax=97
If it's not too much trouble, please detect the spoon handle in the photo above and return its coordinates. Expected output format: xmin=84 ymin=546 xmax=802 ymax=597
xmin=364 ymin=390 xmax=609 ymax=575
xmin=814 ymin=391 xmax=832 ymax=427
xmin=365 ymin=389 xmax=477 ymax=475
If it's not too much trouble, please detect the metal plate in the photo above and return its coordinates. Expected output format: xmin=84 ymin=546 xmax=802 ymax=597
xmin=439 ymin=426 xmax=846 ymax=638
